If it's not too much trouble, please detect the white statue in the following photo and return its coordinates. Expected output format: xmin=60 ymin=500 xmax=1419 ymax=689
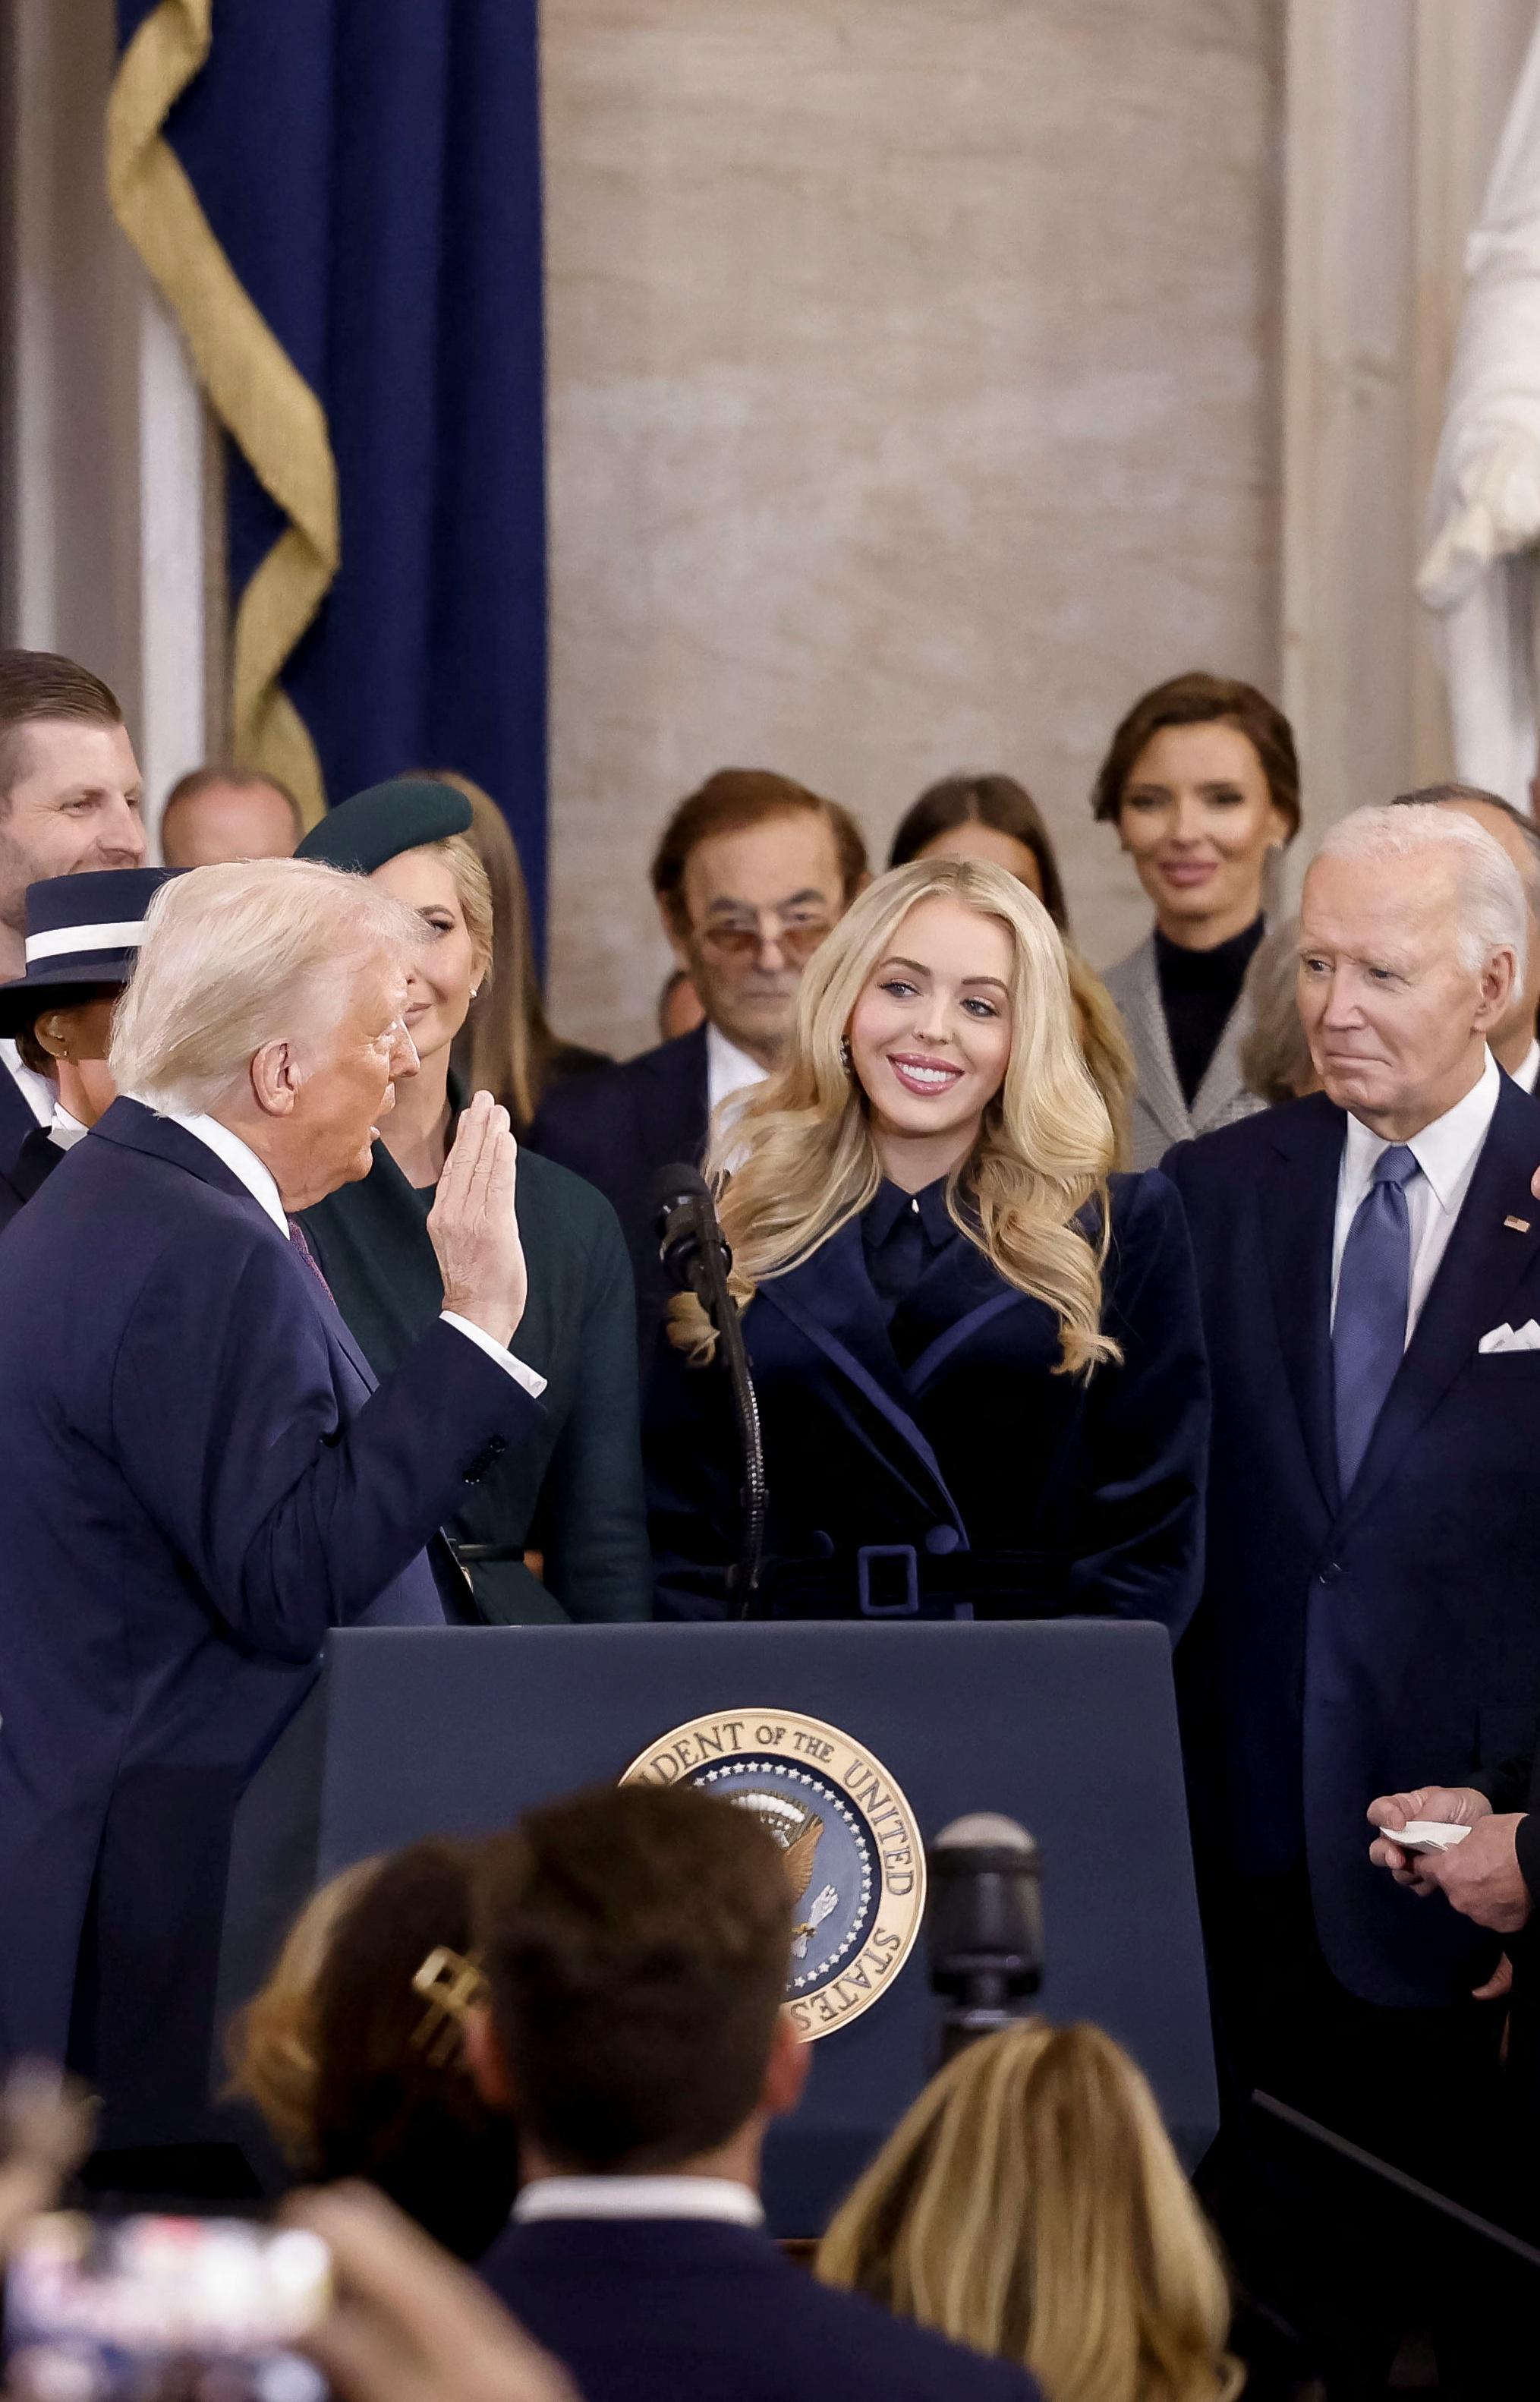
xmin=1421 ymin=17 xmax=1540 ymax=811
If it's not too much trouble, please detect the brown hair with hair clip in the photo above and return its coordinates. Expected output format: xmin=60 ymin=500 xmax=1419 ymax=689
xmin=229 ymin=1840 xmax=516 ymax=2260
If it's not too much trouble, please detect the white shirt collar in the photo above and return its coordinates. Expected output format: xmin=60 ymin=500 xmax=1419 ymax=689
xmin=0 ymin=1037 xmax=55 ymax=1127
xmin=705 ymin=1021 xmax=769 ymax=1117
xmin=1342 ymin=1048 xmax=1501 ymax=1216
xmin=513 ymin=2176 xmax=764 ymax=2230
xmin=126 ymin=1101 xmax=288 ymax=1236
xmin=1513 ymin=1036 xmax=1540 ymax=1095
xmin=48 ymin=1104 xmax=89 ymax=1152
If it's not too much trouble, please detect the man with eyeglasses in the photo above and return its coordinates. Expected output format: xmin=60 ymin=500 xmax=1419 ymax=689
xmin=528 ymin=768 xmax=868 ymax=1348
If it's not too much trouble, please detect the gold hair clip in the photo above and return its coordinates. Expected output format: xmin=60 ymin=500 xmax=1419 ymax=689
xmin=410 ymin=1945 xmax=489 ymax=2067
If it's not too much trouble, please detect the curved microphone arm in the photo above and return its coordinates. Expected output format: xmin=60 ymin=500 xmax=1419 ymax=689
xmin=685 ymin=1223 xmax=767 ymax=1616
xmin=651 ymin=1166 xmax=768 ymax=1615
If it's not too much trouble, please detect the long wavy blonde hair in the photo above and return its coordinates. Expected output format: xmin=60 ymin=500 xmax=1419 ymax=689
xmin=672 ymin=856 xmax=1116 ymax=1376
xmin=817 ymin=2020 xmax=1240 ymax=2402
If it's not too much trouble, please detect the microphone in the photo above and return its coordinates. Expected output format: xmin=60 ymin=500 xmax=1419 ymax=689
xmin=926 ymin=1812 xmax=1044 ymax=2062
xmin=651 ymin=1162 xmax=731 ymax=1311
xmin=651 ymin=1164 xmax=767 ymax=1615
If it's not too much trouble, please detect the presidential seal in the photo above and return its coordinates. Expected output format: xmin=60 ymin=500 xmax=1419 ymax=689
xmin=620 ymin=1710 xmax=926 ymax=2040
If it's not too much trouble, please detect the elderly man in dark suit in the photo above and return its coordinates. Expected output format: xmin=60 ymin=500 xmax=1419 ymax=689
xmin=1165 ymin=800 xmax=1540 ymax=2378
xmin=527 ymin=770 xmax=867 ymax=1344
xmin=468 ymin=1783 xmax=1037 ymax=2402
xmin=0 ymin=858 xmax=540 ymax=2169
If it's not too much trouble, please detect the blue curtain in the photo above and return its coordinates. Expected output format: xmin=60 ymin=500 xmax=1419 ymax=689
xmin=116 ymin=0 xmax=549 ymax=936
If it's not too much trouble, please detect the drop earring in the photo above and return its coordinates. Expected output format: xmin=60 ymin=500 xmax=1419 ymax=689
xmin=839 ymin=1038 xmax=852 ymax=1073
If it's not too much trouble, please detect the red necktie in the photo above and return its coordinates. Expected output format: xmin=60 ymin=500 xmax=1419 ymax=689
xmin=286 ymin=1215 xmax=335 ymax=1303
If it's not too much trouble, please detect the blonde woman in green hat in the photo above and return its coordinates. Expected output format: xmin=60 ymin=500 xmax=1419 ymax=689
xmin=296 ymin=778 xmax=650 ymax=1625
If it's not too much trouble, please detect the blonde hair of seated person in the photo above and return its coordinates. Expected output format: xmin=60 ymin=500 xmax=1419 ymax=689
xmin=817 ymin=2019 xmax=1240 ymax=2402
xmin=227 ymin=1857 xmax=379 ymax=2161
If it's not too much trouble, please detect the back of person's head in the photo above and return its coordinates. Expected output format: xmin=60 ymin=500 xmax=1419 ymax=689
xmin=890 ymin=774 xmax=1069 ymax=933
xmin=109 ymin=856 xmax=417 ymax=1114
xmin=230 ymin=1840 xmax=518 ymax=2260
xmin=159 ymin=765 xmax=304 ymax=860
xmin=650 ymin=768 xmax=869 ymax=937
xmin=0 ymin=651 xmax=124 ymax=802
xmin=817 ymin=2019 xmax=1239 ymax=2402
xmin=1238 ymin=916 xmax=1316 ymax=1108
xmin=475 ymin=1783 xmax=793 ymax=2171
xmin=1390 ymin=779 xmax=1540 ymax=909
xmin=1091 ymin=670 xmax=1300 ymax=843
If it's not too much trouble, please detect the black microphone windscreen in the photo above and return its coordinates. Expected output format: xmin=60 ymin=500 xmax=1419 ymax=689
xmin=650 ymin=1160 xmax=710 ymax=1225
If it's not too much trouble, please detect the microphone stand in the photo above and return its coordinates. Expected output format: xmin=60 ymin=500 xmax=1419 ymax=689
xmin=666 ymin=1191 xmax=767 ymax=1616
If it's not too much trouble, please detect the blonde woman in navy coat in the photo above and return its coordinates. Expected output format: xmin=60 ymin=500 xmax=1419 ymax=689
xmin=645 ymin=856 xmax=1209 ymax=1631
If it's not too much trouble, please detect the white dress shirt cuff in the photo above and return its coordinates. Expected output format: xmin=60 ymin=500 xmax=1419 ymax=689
xmin=440 ymin=1311 xmax=547 ymax=1399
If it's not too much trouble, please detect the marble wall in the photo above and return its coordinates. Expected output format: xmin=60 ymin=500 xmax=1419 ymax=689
xmin=540 ymin=0 xmax=1284 ymax=1057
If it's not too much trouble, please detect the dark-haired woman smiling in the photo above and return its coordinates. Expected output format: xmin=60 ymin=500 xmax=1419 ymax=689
xmin=1094 ymin=673 xmax=1300 ymax=1168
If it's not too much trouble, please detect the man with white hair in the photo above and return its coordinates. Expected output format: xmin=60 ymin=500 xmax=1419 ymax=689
xmin=1165 ymin=802 xmax=1540 ymax=2372
xmin=1391 ymin=779 xmax=1540 ymax=1092
xmin=0 ymin=859 xmax=542 ymax=2168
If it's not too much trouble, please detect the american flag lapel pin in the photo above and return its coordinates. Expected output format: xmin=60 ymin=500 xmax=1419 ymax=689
xmin=1505 ymin=1215 xmax=1532 ymax=1233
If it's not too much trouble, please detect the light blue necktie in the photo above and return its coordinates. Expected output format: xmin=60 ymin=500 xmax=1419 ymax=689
xmin=1332 ymin=1144 xmax=1419 ymax=1495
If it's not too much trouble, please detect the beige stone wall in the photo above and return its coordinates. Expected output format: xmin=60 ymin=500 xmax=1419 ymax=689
xmin=541 ymin=0 xmax=1283 ymax=1058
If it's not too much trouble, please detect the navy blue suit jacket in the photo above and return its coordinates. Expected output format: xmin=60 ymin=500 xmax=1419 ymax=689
xmin=1164 ymin=1079 xmax=1540 ymax=2008
xmin=644 ymin=1170 xmax=1208 ymax=1634
xmin=527 ymin=1025 xmax=708 ymax=1346
xmin=0 ymin=1100 xmax=540 ymax=2141
xmin=479 ymin=2218 xmax=1040 ymax=2402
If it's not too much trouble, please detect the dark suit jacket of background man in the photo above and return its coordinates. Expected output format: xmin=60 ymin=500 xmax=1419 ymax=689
xmin=479 ymin=2216 xmax=1041 ymax=2402
xmin=527 ymin=1022 xmax=707 ymax=1347
xmin=0 ymin=1055 xmax=40 ymax=1180
xmin=1164 ymin=1076 xmax=1540 ymax=2013
xmin=0 ymin=1099 xmax=539 ymax=2145
xmin=0 ymin=1121 xmax=58 ymax=1228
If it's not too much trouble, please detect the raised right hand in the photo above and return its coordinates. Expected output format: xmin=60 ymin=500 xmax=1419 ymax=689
xmin=427 ymin=1090 xmax=528 ymax=1348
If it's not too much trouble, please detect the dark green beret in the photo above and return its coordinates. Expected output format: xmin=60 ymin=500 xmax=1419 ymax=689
xmin=294 ymin=776 xmax=473 ymax=874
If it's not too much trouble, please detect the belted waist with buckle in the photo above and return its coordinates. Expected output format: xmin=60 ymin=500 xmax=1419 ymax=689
xmin=753 ymin=1544 xmax=1066 ymax=1622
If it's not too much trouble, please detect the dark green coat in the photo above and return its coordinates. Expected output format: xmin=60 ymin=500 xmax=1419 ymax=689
xmin=300 ymin=1132 xmax=650 ymax=1625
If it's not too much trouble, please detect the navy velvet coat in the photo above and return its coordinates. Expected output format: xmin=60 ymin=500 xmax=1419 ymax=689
xmin=644 ymin=1169 xmax=1208 ymax=1634
xmin=1164 ymin=1079 xmax=1540 ymax=2009
xmin=0 ymin=1100 xmax=540 ymax=2142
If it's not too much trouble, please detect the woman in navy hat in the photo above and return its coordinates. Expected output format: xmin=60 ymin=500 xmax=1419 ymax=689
xmin=0 ymin=866 xmax=173 ymax=1228
xmin=294 ymin=778 xmax=650 ymax=1626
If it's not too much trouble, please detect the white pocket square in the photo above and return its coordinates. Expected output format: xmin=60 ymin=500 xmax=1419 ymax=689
xmin=1479 ymin=1319 xmax=1540 ymax=1353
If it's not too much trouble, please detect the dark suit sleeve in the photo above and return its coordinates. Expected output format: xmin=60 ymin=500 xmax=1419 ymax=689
xmin=525 ymin=1074 xmax=611 ymax=1184
xmin=539 ymin=1202 xmax=653 ymax=1621
xmin=643 ymin=1321 xmax=741 ymax=1619
xmin=1468 ymin=1738 xmax=1540 ymax=1902
xmin=111 ymin=1220 xmax=541 ymax=1661
xmin=1066 ymin=1170 xmax=1210 ymax=1640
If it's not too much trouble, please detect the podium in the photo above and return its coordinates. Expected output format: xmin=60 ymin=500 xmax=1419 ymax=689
xmin=221 ymin=1618 xmax=1215 ymax=2233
